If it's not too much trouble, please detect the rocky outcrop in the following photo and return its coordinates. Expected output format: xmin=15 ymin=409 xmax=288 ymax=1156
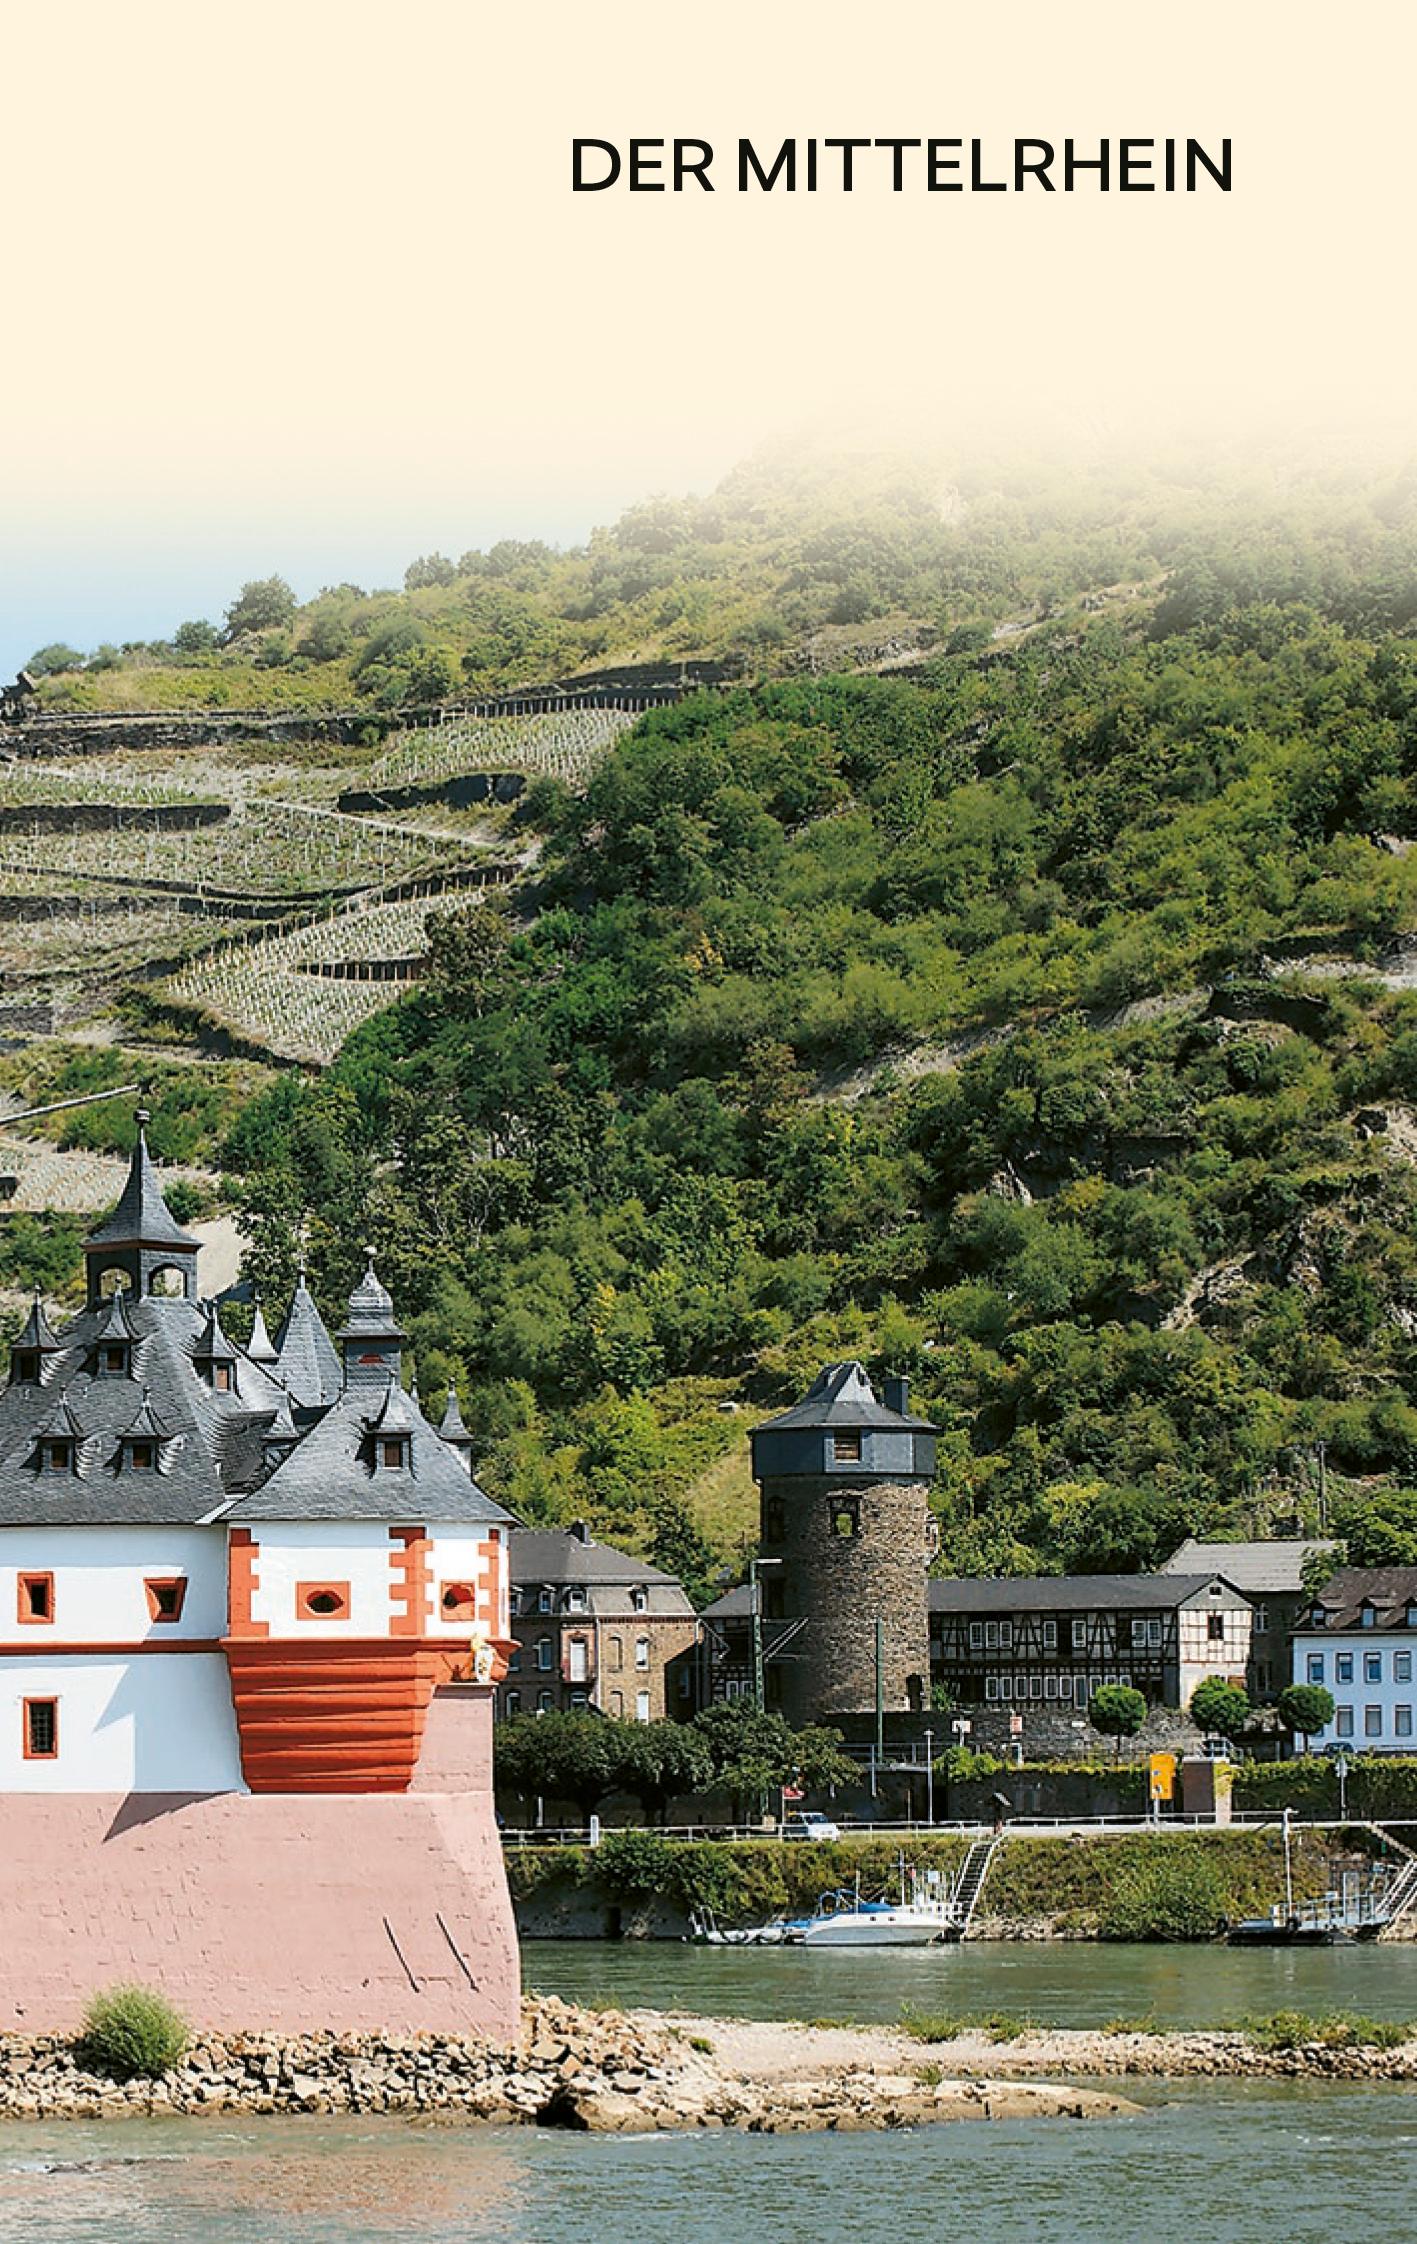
xmin=0 ymin=1999 xmax=1134 ymax=2131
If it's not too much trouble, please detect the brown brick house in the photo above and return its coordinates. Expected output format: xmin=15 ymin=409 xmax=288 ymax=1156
xmin=498 ymin=1523 xmax=698 ymax=1722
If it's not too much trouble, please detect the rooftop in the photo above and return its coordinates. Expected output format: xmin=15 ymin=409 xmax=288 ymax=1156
xmin=1297 ymin=1566 xmax=1417 ymax=1631
xmin=928 ymin=1572 xmax=1249 ymax=1615
xmin=1161 ymin=1537 xmax=1335 ymax=1594
xmin=754 ymin=1361 xmax=936 ymax=1435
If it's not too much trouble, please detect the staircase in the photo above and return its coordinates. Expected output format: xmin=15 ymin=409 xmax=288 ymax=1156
xmin=949 ymin=1837 xmax=1002 ymax=1939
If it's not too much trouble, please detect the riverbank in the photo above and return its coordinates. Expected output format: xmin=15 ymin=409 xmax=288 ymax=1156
xmin=0 ymin=1999 xmax=1130 ymax=2132
xmin=509 ymin=1825 xmax=1362 ymax=1940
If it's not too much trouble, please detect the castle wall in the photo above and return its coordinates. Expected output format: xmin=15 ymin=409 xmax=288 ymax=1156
xmin=237 ymin=1521 xmax=506 ymax=1641
xmin=0 ymin=1688 xmax=518 ymax=2039
xmin=0 ymin=1652 xmax=243 ymax=1791
xmin=762 ymin=1473 xmax=932 ymax=1725
xmin=0 ymin=1525 xmax=227 ymax=1643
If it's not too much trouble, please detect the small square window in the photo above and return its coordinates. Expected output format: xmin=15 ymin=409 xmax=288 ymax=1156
xmin=213 ymin=1364 xmax=232 ymax=1394
xmin=17 ymin=1573 xmax=53 ymax=1625
xmin=379 ymin=1438 xmax=405 ymax=1470
xmin=102 ymin=1347 xmax=126 ymax=1374
xmin=831 ymin=1431 xmax=862 ymax=1464
xmin=297 ymin=1582 xmax=350 ymax=1620
xmin=829 ymin=1499 xmax=860 ymax=1539
xmin=128 ymin=1442 xmax=155 ymax=1471
xmin=12 ymin=1351 xmax=38 ymax=1383
xmin=44 ymin=1442 xmax=72 ymax=1472
xmin=24 ymin=1698 xmax=57 ymax=1759
xmin=145 ymin=1577 xmax=187 ymax=1623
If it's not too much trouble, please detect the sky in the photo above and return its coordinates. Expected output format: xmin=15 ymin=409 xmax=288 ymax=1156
xmin=0 ymin=0 xmax=1413 ymax=678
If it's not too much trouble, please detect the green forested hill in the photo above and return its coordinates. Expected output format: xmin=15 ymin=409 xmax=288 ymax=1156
xmin=27 ymin=445 xmax=1417 ymax=711
xmin=215 ymin=513 xmax=1417 ymax=1599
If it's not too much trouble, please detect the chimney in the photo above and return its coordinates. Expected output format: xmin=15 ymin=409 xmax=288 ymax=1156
xmin=569 ymin=1519 xmax=593 ymax=1545
xmin=883 ymin=1373 xmax=909 ymax=1417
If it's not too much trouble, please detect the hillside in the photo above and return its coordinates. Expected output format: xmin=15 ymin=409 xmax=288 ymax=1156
xmin=9 ymin=451 xmax=1417 ymax=1606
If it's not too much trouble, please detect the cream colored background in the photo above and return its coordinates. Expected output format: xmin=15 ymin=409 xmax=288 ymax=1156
xmin=0 ymin=1 xmax=1411 ymax=661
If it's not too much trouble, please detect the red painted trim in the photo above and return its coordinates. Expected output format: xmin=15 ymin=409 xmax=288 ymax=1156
xmin=21 ymin=1696 xmax=58 ymax=1759
xmin=223 ymin=1636 xmax=450 ymax=1794
xmin=16 ymin=1572 xmax=54 ymax=1626
xmin=144 ymin=1577 xmax=187 ymax=1623
xmin=389 ymin=1525 xmax=429 ymax=1638
xmin=227 ymin=1528 xmax=269 ymax=1639
xmin=0 ymin=1639 xmax=222 ymax=1655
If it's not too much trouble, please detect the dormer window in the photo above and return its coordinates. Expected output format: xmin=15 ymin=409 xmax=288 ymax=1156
xmin=630 ymin=1586 xmax=649 ymax=1613
xmin=1309 ymin=1605 xmax=1328 ymax=1628
xmin=538 ymin=1587 xmax=552 ymax=1613
xmin=128 ymin=1441 xmax=155 ymax=1471
xmin=1407 ymin=1605 xmax=1417 ymax=1630
xmin=378 ymin=1435 xmax=408 ymax=1470
xmin=213 ymin=1364 xmax=232 ymax=1394
xmin=101 ymin=1345 xmax=128 ymax=1377
xmin=565 ymin=1587 xmax=586 ymax=1613
xmin=12 ymin=1351 xmax=38 ymax=1385
xmin=1361 ymin=1603 xmax=1377 ymax=1629
xmin=43 ymin=1441 xmax=73 ymax=1473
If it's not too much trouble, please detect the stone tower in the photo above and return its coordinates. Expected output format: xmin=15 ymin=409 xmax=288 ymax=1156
xmin=750 ymin=1362 xmax=937 ymax=1725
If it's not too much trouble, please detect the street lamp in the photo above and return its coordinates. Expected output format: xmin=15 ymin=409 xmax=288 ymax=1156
xmin=749 ymin=1556 xmax=782 ymax=1713
xmin=924 ymin=1728 xmax=934 ymax=1826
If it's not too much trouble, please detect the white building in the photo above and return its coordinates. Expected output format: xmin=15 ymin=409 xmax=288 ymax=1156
xmin=1290 ymin=1567 xmax=1417 ymax=1751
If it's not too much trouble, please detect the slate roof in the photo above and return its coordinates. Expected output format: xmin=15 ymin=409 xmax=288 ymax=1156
xmin=928 ymin=1572 xmax=1250 ymax=1615
xmin=755 ymin=1360 xmax=936 ymax=1433
xmin=231 ymin=1370 xmax=508 ymax=1526
xmin=1161 ymin=1537 xmax=1335 ymax=1595
xmin=273 ymin=1275 xmax=343 ymax=1409
xmin=246 ymin=1302 xmax=278 ymax=1364
xmin=1296 ymin=1567 xmax=1417 ymax=1631
xmin=439 ymin=1384 xmax=473 ymax=1448
xmin=509 ymin=1527 xmax=680 ymax=1588
xmin=0 ymin=1291 xmax=293 ymax=1525
xmin=82 ymin=1119 xmax=200 ymax=1253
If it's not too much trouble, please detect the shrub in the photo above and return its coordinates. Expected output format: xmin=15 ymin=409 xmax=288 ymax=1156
xmin=76 ymin=1985 xmax=189 ymax=2080
xmin=1099 ymin=1851 xmax=1230 ymax=1942
xmin=1245 ymin=2010 xmax=1412 ymax=2053
xmin=593 ymin=1829 xmax=677 ymax=1899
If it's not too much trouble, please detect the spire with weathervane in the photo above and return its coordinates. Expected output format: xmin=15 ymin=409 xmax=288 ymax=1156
xmin=82 ymin=1107 xmax=200 ymax=1310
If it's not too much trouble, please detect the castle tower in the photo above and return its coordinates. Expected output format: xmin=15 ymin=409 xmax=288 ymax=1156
xmin=750 ymin=1362 xmax=937 ymax=1725
xmin=81 ymin=1109 xmax=200 ymax=1308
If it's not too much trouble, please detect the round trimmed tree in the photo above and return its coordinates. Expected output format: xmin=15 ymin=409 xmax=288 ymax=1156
xmin=1189 ymin=1677 xmax=1251 ymax=1744
xmin=1277 ymin=1681 xmax=1335 ymax=1752
xmin=1089 ymin=1683 xmax=1148 ymax=1761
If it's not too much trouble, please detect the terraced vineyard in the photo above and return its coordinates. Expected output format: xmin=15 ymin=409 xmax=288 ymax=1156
xmin=166 ymin=893 xmax=471 ymax=1063
xmin=0 ymin=700 xmax=637 ymax=1065
xmin=369 ymin=706 xmax=633 ymax=791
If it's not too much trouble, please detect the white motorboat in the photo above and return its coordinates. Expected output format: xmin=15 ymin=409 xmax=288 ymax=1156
xmin=799 ymin=1861 xmax=956 ymax=1948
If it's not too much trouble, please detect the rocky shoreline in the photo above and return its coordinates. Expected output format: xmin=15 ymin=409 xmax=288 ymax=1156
xmin=0 ymin=1999 xmax=1131 ymax=2132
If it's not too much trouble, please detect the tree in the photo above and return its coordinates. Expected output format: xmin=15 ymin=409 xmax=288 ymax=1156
xmin=173 ymin=619 xmax=219 ymax=654
xmin=224 ymin=576 xmax=297 ymax=641
xmin=1189 ymin=1677 xmax=1251 ymax=1743
xmin=1089 ymin=1683 xmax=1147 ymax=1760
xmin=691 ymin=1701 xmax=854 ymax=1818
xmin=492 ymin=1711 xmax=620 ymax=1825
xmin=615 ymin=1720 xmax=712 ymax=1823
xmin=27 ymin=643 xmax=84 ymax=676
xmin=1277 ymin=1681 xmax=1335 ymax=1751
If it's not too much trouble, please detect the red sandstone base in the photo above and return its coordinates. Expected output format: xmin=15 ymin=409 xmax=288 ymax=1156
xmin=0 ymin=1689 xmax=520 ymax=2041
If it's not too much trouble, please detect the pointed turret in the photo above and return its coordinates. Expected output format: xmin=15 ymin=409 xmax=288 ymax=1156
xmin=246 ymin=1299 xmax=278 ymax=1364
xmin=438 ymin=1382 xmax=474 ymax=1475
xmin=9 ymin=1288 xmax=62 ymax=1386
xmin=82 ymin=1107 xmax=200 ymax=1309
xmin=337 ymin=1252 xmax=406 ymax=1390
xmin=273 ymin=1268 xmax=343 ymax=1410
xmin=191 ymin=1301 xmax=239 ymax=1393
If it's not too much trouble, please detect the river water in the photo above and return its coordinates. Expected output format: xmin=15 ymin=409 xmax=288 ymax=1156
xmin=4 ymin=1947 xmax=1417 ymax=2244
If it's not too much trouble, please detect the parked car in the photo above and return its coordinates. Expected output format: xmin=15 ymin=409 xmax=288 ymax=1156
xmin=782 ymin=1812 xmax=840 ymax=1842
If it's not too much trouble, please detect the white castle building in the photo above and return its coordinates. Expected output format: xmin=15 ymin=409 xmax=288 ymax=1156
xmin=0 ymin=1113 xmax=518 ymax=2036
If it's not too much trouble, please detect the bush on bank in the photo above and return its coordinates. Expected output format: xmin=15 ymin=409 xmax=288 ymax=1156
xmin=75 ymin=1986 xmax=189 ymax=2082
xmin=506 ymin=1827 xmax=1332 ymax=1935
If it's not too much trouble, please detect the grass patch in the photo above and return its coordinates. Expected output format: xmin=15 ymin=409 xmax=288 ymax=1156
xmin=1243 ymin=2010 xmax=1414 ymax=2053
xmin=1101 ymin=2014 xmax=1160 ymax=2036
xmin=901 ymin=2007 xmax=1030 ymax=2045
